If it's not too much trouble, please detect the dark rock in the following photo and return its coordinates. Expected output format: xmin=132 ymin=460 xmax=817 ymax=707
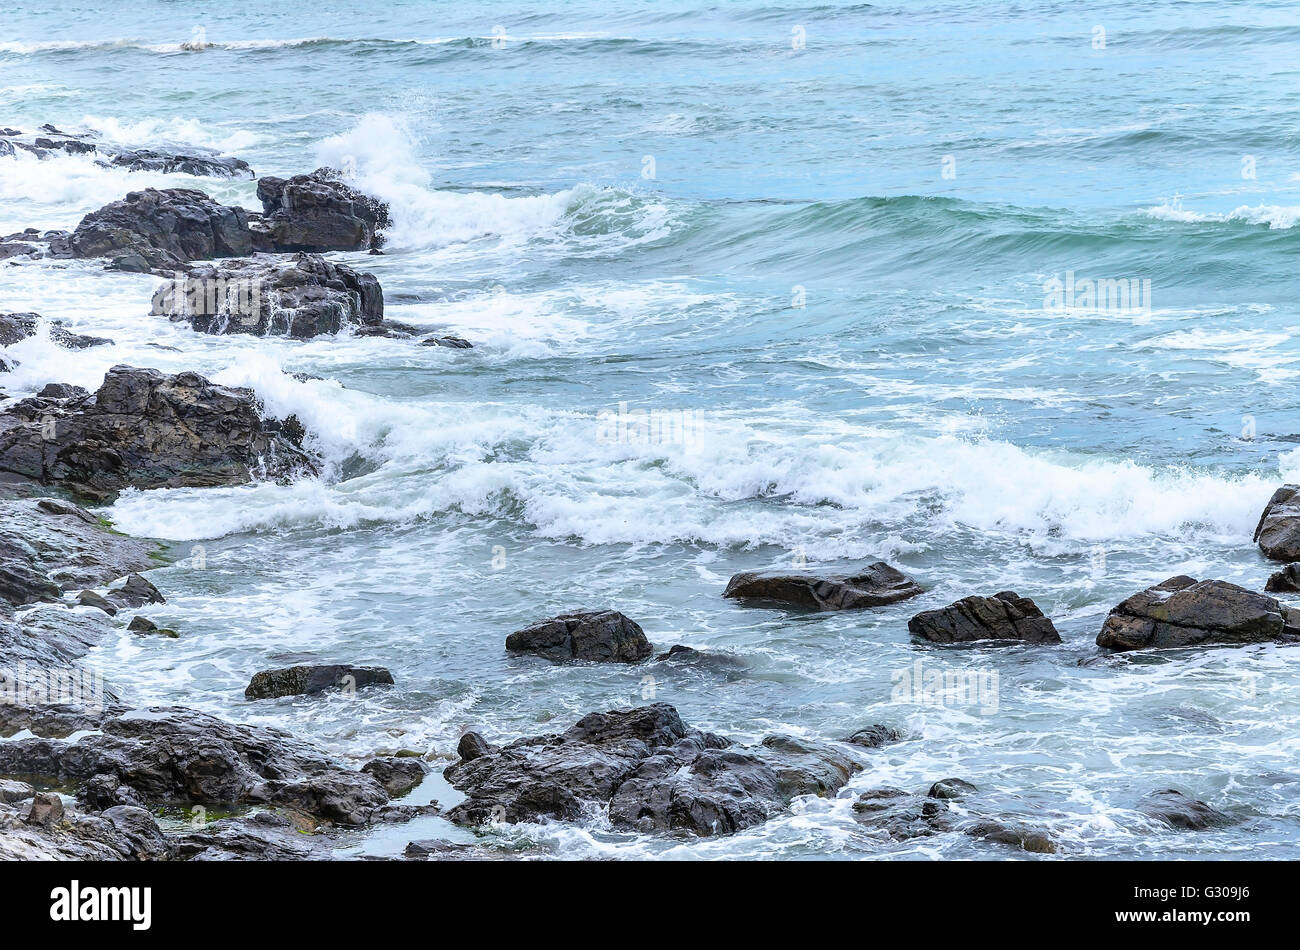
xmin=1097 ymin=576 xmax=1300 ymax=651
xmin=844 ymin=724 xmax=902 ymax=749
xmin=77 ymin=773 xmax=148 ymax=811
xmin=1254 ymin=485 xmax=1300 ymax=561
xmin=654 ymin=644 xmax=698 ymax=661
xmin=76 ymin=590 xmax=117 ymax=615
xmin=173 ymin=812 xmax=326 ymax=861
xmin=109 ymin=573 xmax=164 ymax=608
xmin=419 ymin=335 xmax=473 ymax=349
xmin=723 ymin=561 xmax=924 ymax=611
xmin=152 ymin=253 xmax=384 ymax=338
xmin=0 ymin=498 xmax=157 ymax=606
xmin=967 ymin=820 xmax=1057 ymax=854
xmin=361 ymin=757 xmax=431 ymax=797
xmin=404 ymin=839 xmax=479 ymax=859
xmin=457 ymin=732 xmax=495 ymax=762
xmin=0 ymin=312 xmax=38 ymax=346
xmin=1138 ymin=789 xmax=1231 ymax=830
xmin=25 ymin=791 xmax=63 ymax=825
xmin=1265 ymin=562 xmax=1300 ymax=593
xmin=0 ymin=798 xmax=171 ymax=860
xmin=506 ymin=609 xmax=652 ymax=663
xmin=445 ymin=704 xmax=853 ymax=837
xmin=0 ymin=364 xmax=318 ymax=502
xmin=0 ymin=229 xmax=73 ymax=262
xmin=108 ymin=147 xmax=252 ymax=178
xmin=251 ymin=168 xmax=390 ymax=253
xmin=852 ymin=787 xmax=952 ymax=839
xmin=37 ymin=383 xmax=88 ymax=400
xmin=244 ymin=664 xmax=395 ymax=699
xmin=0 ymin=705 xmax=390 ymax=825
xmin=70 ymin=188 xmax=252 ymax=273
xmin=908 ymin=591 xmax=1061 ymax=644
xmin=126 ymin=615 xmax=177 ymax=638
xmin=928 ymin=778 xmax=978 ymax=800
xmin=49 ymin=326 xmax=113 ymax=349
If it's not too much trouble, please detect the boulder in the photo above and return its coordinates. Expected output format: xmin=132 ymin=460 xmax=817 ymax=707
xmin=1253 ymin=485 xmax=1300 ymax=561
xmin=251 ymin=168 xmax=390 ymax=252
xmin=457 ymin=732 xmax=495 ymax=761
xmin=75 ymin=590 xmax=118 ymax=615
xmin=852 ymin=787 xmax=952 ymax=839
xmin=152 ymin=253 xmax=384 ymax=338
xmin=361 ymin=757 xmax=431 ymax=797
xmin=1096 ymin=576 xmax=1300 ymax=651
xmin=24 ymin=791 xmax=63 ymax=825
xmin=1138 ymin=789 xmax=1231 ymax=830
xmin=443 ymin=704 xmax=855 ymax=837
xmin=244 ymin=664 xmax=395 ymax=700
xmin=723 ymin=562 xmax=923 ymax=611
xmin=126 ymin=616 xmax=178 ymax=638
xmin=0 ymin=365 xmax=317 ymax=502
xmin=1266 ymin=563 xmax=1300 ymax=593
xmin=844 ymin=724 xmax=902 ymax=749
xmin=108 ymin=573 xmax=164 ymax=608
xmin=505 ymin=609 xmax=652 ymax=663
xmin=908 ymin=592 xmax=1061 ymax=644
xmin=70 ymin=187 xmax=252 ymax=273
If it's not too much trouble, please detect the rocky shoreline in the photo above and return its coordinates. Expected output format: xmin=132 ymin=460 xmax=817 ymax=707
xmin=3 ymin=127 xmax=1298 ymax=860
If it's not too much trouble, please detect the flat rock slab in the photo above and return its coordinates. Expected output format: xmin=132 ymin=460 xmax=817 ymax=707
xmin=245 ymin=664 xmax=395 ymax=700
xmin=1097 ymin=576 xmax=1300 ymax=651
xmin=1254 ymin=485 xmax=1300 ymax=561
xmin=723 ymin=562 xmax=923 ymax=611
xmin=0 ymin=497 xmax=158 ymax=606
xmin=506 ymin=609 xmax=652 ymax=663
xmin=908 ymin=591 xmax=1061 ymax=644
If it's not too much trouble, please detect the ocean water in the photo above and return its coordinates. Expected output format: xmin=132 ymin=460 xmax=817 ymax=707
xmin=3 ymin=0 xmax=1300 ymax=859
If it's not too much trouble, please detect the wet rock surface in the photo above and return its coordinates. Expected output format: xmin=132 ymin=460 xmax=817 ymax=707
xmin=0 ymin=706 xmax=390 ymax=825
xmin=1138 ymin=789 xmax=1232 ymax=830
xmin=723 ymin=561 xmax=924 ymax=611
xmin=0 ymin=125 xmax=253 ymax=178
xmin=908 ymin=591 xmax=1061 ymax=644
xmin=506 ymin=609 xmax=653 ymax=663
xmin=250 ymin=168 xmax=390 ymax=253
xmin=153 ymin=253 xmax=385 ymax=338
xmin=1254 ymin=485 xmax=1300 ymax=561
xmin=1265 ymin=562 xmax=1300 ymax=593
xmin=0 ymin=364 xmax=317 ymax=502
xmin=244 ymin=664 xmax=395 ymax=700
xmin=443 ymin=704 xmax=856 ymax=837
xmin=69 ymin=187 xmax=253 ymax=273
xmin=1096 ymin=576 xmax=1300 ymax=651
xmin=0 ymin=497 xmax=158 ymax=606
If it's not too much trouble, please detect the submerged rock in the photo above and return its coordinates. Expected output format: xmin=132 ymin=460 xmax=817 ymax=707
xmin=0 ymin=228 xmax=73 ymax=262
xmin=506 ymin=609 xmax=652 ymax=663
xmin=908 ymin=592 xmax=1061 ymax=644
xmin=251 ymin=167 xmax=390 ymax=253
xmin=1096 ymin=576 xmax=1300 ymax=651
xmin=244 ymin=664 xmax=395 ymax=700
xmin=723 ymin=562 xmax=924 ymax=611
xmin=443 ymin=704 xmax=856 ymax=837
xmin=0 ymin=125 xmax=252 ymax=178
xmin=1254 ymin=485 xmax=1300 ymax=561
xmin=0 ymin=311 xmax=111 ymax=349
xmin=152 ymin=253 xmax=384 ymax=338
xmin=0 ymin=364 xmax=317 ymax=502
xmin=70 ymin=188 xmax=253 ymax=273
xmin=852 ymin=788 xmax=952 ymax=839
xmin=126 ymin=616 xmax=178 ymax=638
xmin=419 ymin=335 xmax=473 ymax=349
xmin=844 ymin=724 xmax=903 ymax=749
xmin=1138 ymin=789 xmax=1231 ymax=830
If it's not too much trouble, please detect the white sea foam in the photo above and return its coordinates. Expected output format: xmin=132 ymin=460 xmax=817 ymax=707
xmin=1140 ymin=202 xmax=1300 ymax=229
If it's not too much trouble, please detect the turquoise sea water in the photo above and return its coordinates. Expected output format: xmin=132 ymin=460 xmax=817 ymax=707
xmin=3 ymin=1 xmax=1300 ymax=858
